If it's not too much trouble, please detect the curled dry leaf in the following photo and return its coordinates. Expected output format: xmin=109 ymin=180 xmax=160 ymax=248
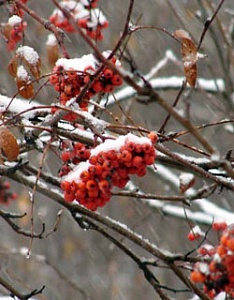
xmin=179 ymin=172 xmax=195 ymax=193
xmin=8 ymin=57 xmax=18 ymax=77
xmin=17 ymin=78 xmax=34 ymax=99
xmin=46 ymin=34 xmax=59 ymax=66
xmin=47 ymin=44 xmax=59 ymax=66
xmin=174 ymin=29 xmax=198 ymax=87
xmin=3 ymin=23 xmax=11 ymax=40
xmin=16 ymin=65 xmax=34 ymax=99
xmin=0 ymin=126 xmax=19 ymax=163
xmin=25 ymin=58 xmax=41 ymax=80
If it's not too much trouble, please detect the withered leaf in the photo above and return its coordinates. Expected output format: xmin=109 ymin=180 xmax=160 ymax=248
xmin=8 ymin=57 xmax=18 ymax=78
xmin=0 ymin=126 xmax=19 ymax=163
xmin=47 ymin=44 xmax=59 ymax=66
xmin=17 ymin=78 xmax=34 ymax=99
xmin=174 ymin=29 xmax=198 ymax=87
xmin=179 ymin=172 xmax=195 ymax=194
xmin=24 ymin=58 xmax=41 ymax=81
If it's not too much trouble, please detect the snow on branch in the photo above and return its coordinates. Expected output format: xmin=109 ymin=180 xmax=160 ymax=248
xmin=148 ymin=164 xmax=234 ymax=224
xmin=0 ymin=94 xmax=49 ymax=119
xmin=103 ymin=76 xmax=225 ymax=107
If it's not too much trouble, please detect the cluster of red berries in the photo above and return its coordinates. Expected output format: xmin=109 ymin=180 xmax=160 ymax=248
xmin=0 ymin=179 xmax=17 ymax=205
xmin=60 ymin=133 xmax=157 ymax=211
xmin=59 ymin=140 xmax=91 ymax=177
xmin=49 ymin=0 xmax=108 ymax=40
xmin=187 ymin=225 xmax=204 ymax=241
xmin=50 ymin=53 xmax=123 ymax=121
xmin=190 ymin=221 xmax=234 ymax=299
xmin=3 ymin=15 xmax=27 ymax=51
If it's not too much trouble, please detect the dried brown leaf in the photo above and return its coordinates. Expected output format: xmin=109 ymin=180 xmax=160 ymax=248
xmin=8 ymin=57 xmax=18 ymax=78
xmin=17 ymin=79 xmax=34 ymax=99
xmin=25 ymin=59 xmax=41 ymax=80
xmin=0 ymin=126 xmax=19 ymax=163
xmin=47 ymin=44 xmax=59 ymax=66
xmin=174 ymin=29 xmax=198 ymax=87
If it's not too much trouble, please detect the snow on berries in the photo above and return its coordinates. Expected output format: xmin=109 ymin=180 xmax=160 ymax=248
xmin=187 ymin=225 xmax=204 ymax=241
xmin=60 ymin=133 xmax=156 ymax=211
xmin=3 ymin=15 xmax=27 ymax=51
xmin=50 ymin=52 xmax=123 ymax=119
xmin=49 ymin=0 xmax=108 ymax=40
xmin=190 ymin=222 xmax=234 ymax=299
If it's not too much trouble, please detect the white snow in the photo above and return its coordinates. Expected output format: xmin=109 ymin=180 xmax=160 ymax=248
xmin=8 ymin=15 xmax=22 ymax=26
xmin=55 ymin=51 xmax=121 ymax=73
xmin=214 ymin=293 xmax=227 ymax=300
xmin=17 ymin=65 xmax=28 ymax=81
xmin=188 ymin=291 xmax=226 ymax=300
xmin=60 ymin=0 xmax=80 ymax=10
xmin=189 ymin=225 xmax=204 ymax=237
xmin=51 ymin=1 xmax=107 ymax=27
xmin=90 ymin=133 xmax=151 ymax=157
xmin=224 ymin=124 xmax=234 ymax=133
xmin=200 ymin=243 xmax=214 ymax=252
xmin=213 ymin=253 xmax=221 ymax=263
xmin=56 ymin=54 xmax=97 ymax=72
xmin=179 ymin=172 xmax=195 ymax=186
xmin=102 ymin=50 xmax=121 ymax=67
xmin=141 ymin=163 xmax=234 ymax=225
xmin=103 ymin=76 xmax=225 ymax=107
xmin=64 ymin=161 xmax=90 ymax=182
xmin=198 ymin=262 xmax=209 ymax=275
xmin=86 ymin=9 xmax=107 ymax=27
xmin=57 ymin=121 xmax=101 ymax=143
xmin=46 ymin=34 xmax=57 ymax=46
xmin=144 ymin=50 xmax=176 ymax=81
xmin=0 ymin=94 xmax=50 ymax=119
xmin=16 ymin=46 xmax=40 ymax=65
xmin=78 ymin=110 xmax=107 ymax=133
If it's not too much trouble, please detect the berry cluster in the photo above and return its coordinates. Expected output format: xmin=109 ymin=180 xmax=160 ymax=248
xmin=59 ymin=140 xmax=91 ymax=177
xmin=60 ymin=133 xmax=156 ymax=211
xmin=187 ymin=225 xmax=204 ymax=241
xmin=49 ymin=0 xmax=108 ymax=40
xmin=50 ymin=52 xmax=123 ymax=120
xmin=190 ymin=222 xmax=234 ymax=299
xmin=0 ymin=179 xmax=17 ymax=205
xmin=3 ymin=15 xmax=27 ymax=51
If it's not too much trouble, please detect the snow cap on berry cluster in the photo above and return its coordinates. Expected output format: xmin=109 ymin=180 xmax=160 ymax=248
xmin=49 ymin=0 xmax=108 ymax=38
xmin=60 ymin=133 xmax=156 ymax=210
xmin=55 ymin=54 xmax=97 ymax=72
xmin=90 ymin=133 xmax=152 ymax=156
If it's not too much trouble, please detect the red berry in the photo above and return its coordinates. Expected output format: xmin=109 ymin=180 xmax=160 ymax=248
xmin=64 ymin=191 xmax=75 ymax=202
xmin=148 ymin=131 xmax=158 ymax=144
xmin=111 ymin=74 xmax=123 ymax=86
